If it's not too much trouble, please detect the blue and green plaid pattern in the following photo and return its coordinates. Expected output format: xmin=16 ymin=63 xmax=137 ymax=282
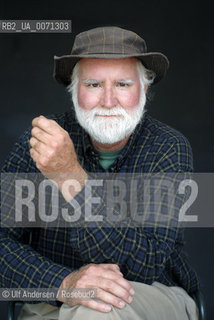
xmin=0 ymin=110 xmax=200 ymax=306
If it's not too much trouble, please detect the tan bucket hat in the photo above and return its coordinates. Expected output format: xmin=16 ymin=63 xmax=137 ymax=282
xmin=53 ymin=26 xmax=169 ymax=86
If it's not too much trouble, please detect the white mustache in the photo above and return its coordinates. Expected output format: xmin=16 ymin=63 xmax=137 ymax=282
xmin=89 ymin=107 xmax=128 ymax=117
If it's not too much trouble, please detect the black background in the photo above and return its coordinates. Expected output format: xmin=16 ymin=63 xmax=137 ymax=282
xmin=0 ymin=0 xmax=213 ymax=319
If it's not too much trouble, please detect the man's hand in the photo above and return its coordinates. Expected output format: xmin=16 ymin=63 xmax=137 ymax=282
xmin=57 ymin=264 xmax=135 ymax=313
xmin=29 ymin=115 xmax=87 ymax=200
xmin=30 ymin=115 xmax=79 ymax=174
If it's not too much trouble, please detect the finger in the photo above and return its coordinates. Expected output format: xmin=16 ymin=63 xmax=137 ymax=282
xmin=71 ymin=299 xmax=112 ymax=313
xmin=32 ymin=116 xmax=61 ymax=135
xmin=29 ymin=137 xmax=50 ymax=155
xmin=96 ymin=288 xmax=126 ymax=309
xmin=98 ymin=277 xmax=133 ymax=304
xmin=85 ymin=265 xmax=134 ymax=296
xmin=29 ymin=146 xmax=54 ymax=172
xmin=29 ymin=137 xmax=58 ymax=161
xmin=85 ymin=275 xmax=132 ymax=304
xmin=29 ymin=147 xmax=40 ymax=162
xmin=29 ymin=137 xmax=38 ymax=149
xmin=31 ymin=126 xmax=51 ymax=145
xmin=101 ymin=274 xmax=134 ymax=297
xmin=90 ymin=267 xmax=133 ymax=294
xmin=98 ymin=265 xmax=134 ymax=294
xmin=114 ymin=275 xmax=135 ymax=295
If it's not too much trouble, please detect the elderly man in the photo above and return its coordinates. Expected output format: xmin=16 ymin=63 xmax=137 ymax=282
xmin=0 ymin=26 xmax=199 ymax=319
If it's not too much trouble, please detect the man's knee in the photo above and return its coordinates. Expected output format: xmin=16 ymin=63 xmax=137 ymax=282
xmin=58 ymin=282 xmax=198 ymax=320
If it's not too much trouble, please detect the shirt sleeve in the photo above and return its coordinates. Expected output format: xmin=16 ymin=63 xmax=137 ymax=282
xmin=0 ymin=228 xmax=72 ymax=305
xmin=0 ymin=128 xmax=73 ymax=306
xmin=67 ymin=135 xmax=194 ymax=286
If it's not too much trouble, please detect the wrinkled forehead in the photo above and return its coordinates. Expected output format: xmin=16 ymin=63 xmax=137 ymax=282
xmin=78 ymin=57 xmax=139 ymax=79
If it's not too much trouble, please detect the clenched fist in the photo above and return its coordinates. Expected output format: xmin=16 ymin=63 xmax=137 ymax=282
xmin=29 ymin=115 xmax=87 ymax=199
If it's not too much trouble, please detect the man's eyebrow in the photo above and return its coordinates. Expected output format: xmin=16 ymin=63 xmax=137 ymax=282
xmin=81 ymin=79 xmax=135 ymax=85
xmin=116 ymin=79 xmax=135 ymax=84
xmin=82 ymin=79 xmax=102 ymax=84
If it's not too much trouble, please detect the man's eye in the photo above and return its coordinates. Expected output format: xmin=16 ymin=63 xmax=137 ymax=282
xmin=117 ymin=82 xmax=129 ymax=87
xmin=86 ymin=83 xmax=100 ymax=88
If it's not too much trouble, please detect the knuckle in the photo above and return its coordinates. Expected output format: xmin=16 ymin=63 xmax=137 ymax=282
xmin=55 ymin=134 xmax=63 ymax=144
xmin=46 ymin=123 xmax=52 ymax=131
xmin=35 ymin=140 xmax=40 ymax=148
xmin=117 ymin=276 xmax=129 ymax=287
xmin=31 ymin=128 xmax=34 ymax=135
xmin=39 ymin=158 xmax=48 ymax=167
xmin=63 ymin=130 xmax=69 ymax=138
xmin=128 ymin=283 xmax=133 ymax=291
xmin=51 ymin=140 xmax=58 ymax=149
xmin=111 ymin=295 xmax=121 ymax=306
xmin=35 ymin=131 xmax=42 ymax=140
xmin=76 ymin=279 xmax=84 ymax=288
xmin=62 ymin=135 xmax=67 ymax=144
xmin=37 ymin=118 xmax=44 ymax=127
xmin=48 ymin=149 xmax=55 ymax=158
xmin=115 ymin=265 xmax=121 ymax=271
xmin=114 ymin=274 xmax=122 ymax=283
xmin=61 ymin=130 xmax=68 ymax=141
xmin=104 ymin=279 xmax=113 ymax=291
xmin=60 ymin=133 xmax=66 ymax=143
xmin=32 ymin=130 xmax=40 ymax=140
xmin=80 ymin=274 xmax=88 ymax=282
xmin=87 ymin=264 xmax=97 ymax=274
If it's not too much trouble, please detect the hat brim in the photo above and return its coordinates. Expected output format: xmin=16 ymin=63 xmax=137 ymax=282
xmin=53 ymin=52 xmax=169 ymax=86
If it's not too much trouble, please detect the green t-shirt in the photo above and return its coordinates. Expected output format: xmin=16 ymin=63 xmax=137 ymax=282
xmin=96 ymin=148 xmax=123 ymax=170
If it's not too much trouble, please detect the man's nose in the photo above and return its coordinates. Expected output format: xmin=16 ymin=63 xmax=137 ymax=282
xmin=100 ymin=86 xmax=118 ymax=108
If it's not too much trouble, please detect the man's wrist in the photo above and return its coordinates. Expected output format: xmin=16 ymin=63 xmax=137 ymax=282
xmin=52 ymin=165 xmax=88 ymax=202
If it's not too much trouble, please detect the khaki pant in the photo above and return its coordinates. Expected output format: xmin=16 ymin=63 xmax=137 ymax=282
xmin=18 ymin=281 xmax=199 ymax=320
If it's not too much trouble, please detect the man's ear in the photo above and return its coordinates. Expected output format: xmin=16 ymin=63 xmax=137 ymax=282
xmin=144 ymin=85 xmax=148 ymax=93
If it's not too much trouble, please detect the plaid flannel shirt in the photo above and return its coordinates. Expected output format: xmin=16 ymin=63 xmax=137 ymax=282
xmin=0 ymin=110 xmax=200 ymax=306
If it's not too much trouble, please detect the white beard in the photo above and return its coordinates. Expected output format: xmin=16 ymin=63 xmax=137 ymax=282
xmin=70 ymin=84 xmax=147 ymax=144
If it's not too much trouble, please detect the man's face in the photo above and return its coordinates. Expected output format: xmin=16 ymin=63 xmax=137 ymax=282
xmin=77 ymin=58 xmax=141 ymax=112
xmin=71 ymin=58 xmax=147 ymax=145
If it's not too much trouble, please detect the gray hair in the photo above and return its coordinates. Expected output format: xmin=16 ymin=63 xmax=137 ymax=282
xmin=136 ymin=60 xmax=155 ymax=87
